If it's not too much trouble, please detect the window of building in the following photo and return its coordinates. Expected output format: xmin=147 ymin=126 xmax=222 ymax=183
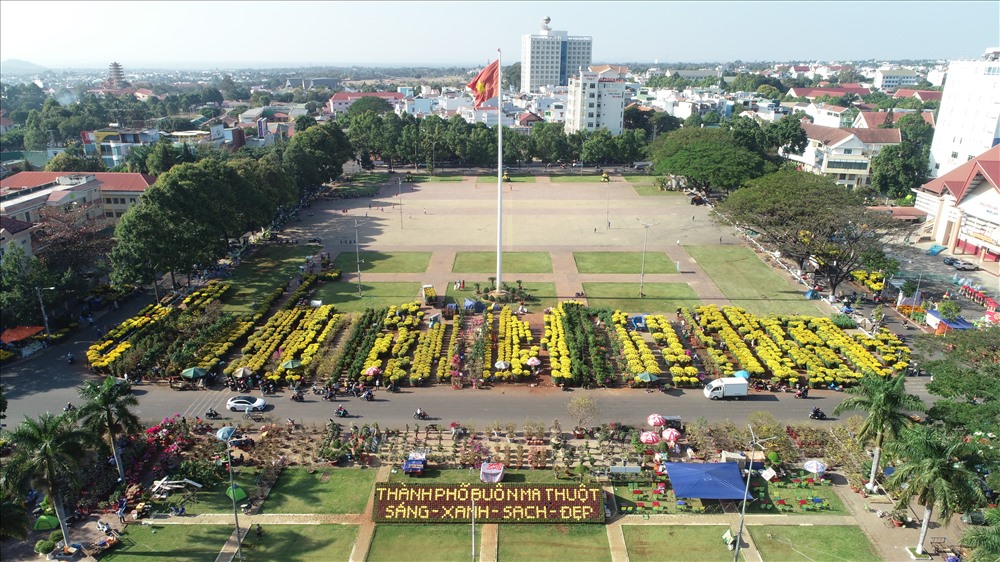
xmin=104 ymin=198 xmax=112 ymax=204
xmin=843 ymin=149 xmax=853 ymax=155
xmin=951 ymin=151 xmax=958 ymax=158
xmin=588 ymin=112 xmax=594 ymax=118
xmin=130 ymin=198 xmax=137 ymax=204
xmin=105 ymin=212 xmax=114 ymax=217
xmin=115 ymin=212 xmax=123 ymax=218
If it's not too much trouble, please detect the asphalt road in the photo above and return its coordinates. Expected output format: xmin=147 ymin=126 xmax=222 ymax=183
xmin=2 ymin=340 xmax=936 ymax=431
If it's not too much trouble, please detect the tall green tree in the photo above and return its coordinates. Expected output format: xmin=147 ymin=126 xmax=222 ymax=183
xmin=833 ymin=374 xmax=925 ymax=493
xmin=0 ymin=413 xmax=91 ymax=549
xmin=283 ymin=122 xmax=353 ymax=190
xmin=870 ymin=142 xmax=927 ymax=199
xmin=44 ymin=151 xmax=106 ymax=173
xmin=885 ymin=425 xmax=987 ymax=555
xmin=77 ymin=376 xmax=141 ymax=482
xmin=650 ymin=127 xmax=768 ymax=192
xmin=0 ymin=494 xmax=30 ymax=540
xmin=917 ymin=326 xmax=1000 ymax=434
xmin=0 ymin=244 xmax=55 ymax=329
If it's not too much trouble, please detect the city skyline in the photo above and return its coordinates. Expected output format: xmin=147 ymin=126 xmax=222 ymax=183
xmin=1 ymin=1 xmax=998 ymax=70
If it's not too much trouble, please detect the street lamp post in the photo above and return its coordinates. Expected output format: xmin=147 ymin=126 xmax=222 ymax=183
xmin=215 ymin=432 xmax=244 ymax=561
xmin=637 ymin=220 xmax=652 ymax=297
xmin=733 ymin=425 xmax=776 ymax=562
xmin=355 ymin=219 xmax=366 ymax=297
xmin=606 ymin=183 xmax=611 ymax=230
xmin=35 ymin=286 xmax=55 ymax=338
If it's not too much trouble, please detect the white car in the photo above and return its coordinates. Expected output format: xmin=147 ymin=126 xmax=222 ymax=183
xmin=227 ymin=396 xmax=266 ymax=412
xmin=952 ymin=260 xmax=979 ymax=271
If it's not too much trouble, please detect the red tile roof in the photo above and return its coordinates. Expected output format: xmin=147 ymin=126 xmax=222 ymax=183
xmin=892 ymin=89 xmax=942 ymax=101
xmin=857 ymin=111 xmax=934 ymax=128
xmin=801 ymin=123 xmax=900 ymax=145
xmin=919 ymin=145 xmax=1000 ymax=202
xmin=867 ymin=206 xmax=929 ymax=219
xmin=788 ymin=86 xmax=871 ymax=99
xmin=1 ymin=215 xmax=34 ymax=234
xmin=328 ymin=92 xmax=404 ymax=102
xmin=0 ymin=172 xmax=156 ymax=192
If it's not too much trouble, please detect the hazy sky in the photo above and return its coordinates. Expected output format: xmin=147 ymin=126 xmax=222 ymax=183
xmin=2 ymin=1 xmax=998 ymax=69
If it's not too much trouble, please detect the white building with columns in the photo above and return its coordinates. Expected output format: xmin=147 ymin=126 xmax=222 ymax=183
xmin=520 ymin=17 xmax=592 ymax=94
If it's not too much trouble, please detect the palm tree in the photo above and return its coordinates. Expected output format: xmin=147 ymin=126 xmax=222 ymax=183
xmin=0 ymin=493 xmax=30 ymax=540
xmin=885 ymin=425 xmax=986 ymax=555
xmin=962 ymin=509 xmax=1000 ymax=562
xmin=833 ymin=374 xmax=924 ymax=491
xmin=77 ymin=376 xmax=141 ymax=482
xmin=0 ymin=413 xmax=90 ymax=549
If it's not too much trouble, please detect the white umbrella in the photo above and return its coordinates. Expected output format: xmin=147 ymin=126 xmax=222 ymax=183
xmin=494 ymin=361 xmax=511 ymax=370
xmin=526 ymin=357 xmax=541 ymax=367
xmin=233 ymin=367 xmax=253 ymax=379
xmin=803 ymin=459 xmax=827 ymax=475
xmin=647 ymin=414 xmax=666 ymax=427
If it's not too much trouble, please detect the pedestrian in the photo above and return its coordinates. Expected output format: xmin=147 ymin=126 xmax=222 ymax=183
xmin=117 ymin=509 xmax=126 ymax=524
xmin=720 ymin=236 xmax=723 ymax=244
xmin=594 ymin=227 xmax=597 ymax=233
xmin=256 ymin=523 xmax=264 ymax=540
xmin=423 ymin=208 xmax=427 ymax=214
xmin=409 ymin=213 xmax=413 ymax=219
xmin=676 ymin=240 xmax=680 ymax=246
xmin=692 ymin=215 xmax=695 ymax=221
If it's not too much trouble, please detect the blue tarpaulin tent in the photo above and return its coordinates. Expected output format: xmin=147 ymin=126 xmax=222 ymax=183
xmin=463 ymin=298 xmax=485 ymax=312
xmin=662 ymin=462 xmax=753 ymax=500
xmin=925 ymin=309 xmax=975 ymax=331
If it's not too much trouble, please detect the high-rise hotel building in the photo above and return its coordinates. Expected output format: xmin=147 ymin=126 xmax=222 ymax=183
xmin=520 ymin=17 xmax=592 ymax=94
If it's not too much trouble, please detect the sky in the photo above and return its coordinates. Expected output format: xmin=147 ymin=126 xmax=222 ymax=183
xmin=1 ymin=1 xmax=998 ymax=69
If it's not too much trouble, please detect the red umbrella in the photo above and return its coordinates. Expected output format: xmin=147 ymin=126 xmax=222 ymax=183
xmin=365 ymin=367 xmax=381 ymax=377
xmin=647 ymin=414 xmax=666 ymax=427
xmin=662 ymin=428 xmax=682 ymax=442
xmin=640 ymin=431 xmax=661 ymax=445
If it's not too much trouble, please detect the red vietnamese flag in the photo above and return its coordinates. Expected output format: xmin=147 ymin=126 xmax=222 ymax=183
xmin=467 ymin=59 xmax=500 ymax=109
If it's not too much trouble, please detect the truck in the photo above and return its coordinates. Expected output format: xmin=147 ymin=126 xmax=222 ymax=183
xmin=703 ymin=377 xmax=749 ymax=400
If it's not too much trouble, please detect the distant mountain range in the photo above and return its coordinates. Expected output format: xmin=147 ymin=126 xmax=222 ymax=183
xmin=1 ymin=59 xmax=48 ymax=75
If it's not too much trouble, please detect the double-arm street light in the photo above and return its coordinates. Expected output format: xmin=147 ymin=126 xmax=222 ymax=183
xmin=733 ymin=425 xmax=776 ymax=562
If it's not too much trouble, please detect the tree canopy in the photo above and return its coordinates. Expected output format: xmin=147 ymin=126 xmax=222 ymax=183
xmin=916 ymin=326 xmax=1000 ymax=435
xmin=650 ymin=127 xmax=770 ymax=192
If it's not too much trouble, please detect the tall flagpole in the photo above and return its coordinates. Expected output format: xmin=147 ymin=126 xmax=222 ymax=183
xmin=495 ymin=49 xmax=503 ymax=294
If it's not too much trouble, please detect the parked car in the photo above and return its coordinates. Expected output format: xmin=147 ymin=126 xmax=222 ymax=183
xmin=227 ymin=396 xmax=267 ymax=412
xmin=952 ymin=260 xmax=979 ymax=271
xmin=942 ymin=257 xmax=959 ymax=266
xmin=307 ymin=237 xmax=322 ymax=243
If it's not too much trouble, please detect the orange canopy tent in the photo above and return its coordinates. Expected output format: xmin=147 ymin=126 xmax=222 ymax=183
xmin=1 ymin=326 xmax=44 ymax=344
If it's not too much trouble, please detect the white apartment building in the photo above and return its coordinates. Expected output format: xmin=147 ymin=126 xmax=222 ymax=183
xmin=928 ymin=48 xmax=1000 ymax=178
xmin=873 ymin=68 xmax=920 ymax=92
xmin=783 ymin=123 xmax=900 ymax=190
xmin=520 ymin=17 xmax=592 ymax=94
xmin=564 ymin=69 xmax=626 ymax=135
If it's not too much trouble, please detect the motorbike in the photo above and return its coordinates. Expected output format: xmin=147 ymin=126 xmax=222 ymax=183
xmin=385 ymin=383 xmax=399 ymax=393
xmin=334 ymin=408 xmax=349 ymax=418
xmin=323 ymin=391 xmax=337 ymax=402
xmin=311 ymin=384 xmax=324 ymax=395
xmin=66 ymin=353 xmax=75 ymax=365
xmin=63 ymin=403 xmax=76 ymax=412
xmin=361 ymin=390 xmax=374 ymax=401
xmin=291 ymin=391 xmax=304 ymax=402
xmin=413 ymin=411 xmax=430 ymax=420
xmin=809 ymin=408 xmax=828 ymax=420
xmin=794 ymin=388 xmax=809 ymax=399
xmin=205 ymin=408 xmax=222 ymax=420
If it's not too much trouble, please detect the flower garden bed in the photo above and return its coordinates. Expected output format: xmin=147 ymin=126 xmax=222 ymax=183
xmin=545 ymin=302 xmax=615 ymax=387
xmin=679 ymin=305 xmax=909 ymax=388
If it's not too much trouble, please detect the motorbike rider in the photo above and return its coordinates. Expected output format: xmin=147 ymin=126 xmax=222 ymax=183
xmin=64 ymin=402 xmax=75 ymax=412
xmin=415 ymin=407 xmax=426 ymax=419
xmin=810 ymin=406 xmax=825 ymax=419
xmin=336 ymin=405 xmax=347 ymax=417
xmin=66 ymin=352 xmax=74 ymax=363
xmin=795 ymin=386 xmax=809 ymax=398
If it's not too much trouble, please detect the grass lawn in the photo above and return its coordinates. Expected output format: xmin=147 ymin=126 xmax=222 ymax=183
xmin=748 ymin=525 xmax=878 ymax=562
xmin=623 ymin=175 xmax=656 ymax=183
xmin=409 ymin=174 xmax=464 ymax=182
xmin=444 ymin=281 xmax=558 ymax=311
xmin=367 ymin=525 xmax=481 ymax=562
xmin=685 ymin=246 xmax=828 ymax=317
xmin=158 ymin=468 xmax=260 ymax=515
xmin=632 ymin=185 xmax=685 ymax=196
xmin=239 ymin=525 xmax=359 ymax=562
xmin=386 ymin=467 xmax=565 ymax=484
xmin=102 ymin=524 xmax=233 ymax=562
xmin=262 ymin=467 xmax=376 ymax=514
xmin=452 ymin=252 xmax=552 ymax=273
xmin=622 ymin=525 xmax=743 ymax=562
xmin=330 ymin=251 xmax=431 ymax=273
xmin=764 ymin=482 xmax=846 ymax=515
xmin=498 ymin=524 xmax=611 ymax=562
xmin=477 ymin=175 xmax=537 ymax=182
xmin=574 ymin=252 xmax=678 ymax=274
xmin=550 ymin=175 xmax=607 ymax=183
xmin=223 ymin=245 xmax=320 ymax=314
xmin=312 ymin=282 xmax=422 ymax=313
xmin=582 ymin=282 xmax=701 ymax=314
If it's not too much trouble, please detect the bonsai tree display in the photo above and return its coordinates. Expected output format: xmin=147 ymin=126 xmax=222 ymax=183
xmin=566 ymin=395 xmax=600 ymax=437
